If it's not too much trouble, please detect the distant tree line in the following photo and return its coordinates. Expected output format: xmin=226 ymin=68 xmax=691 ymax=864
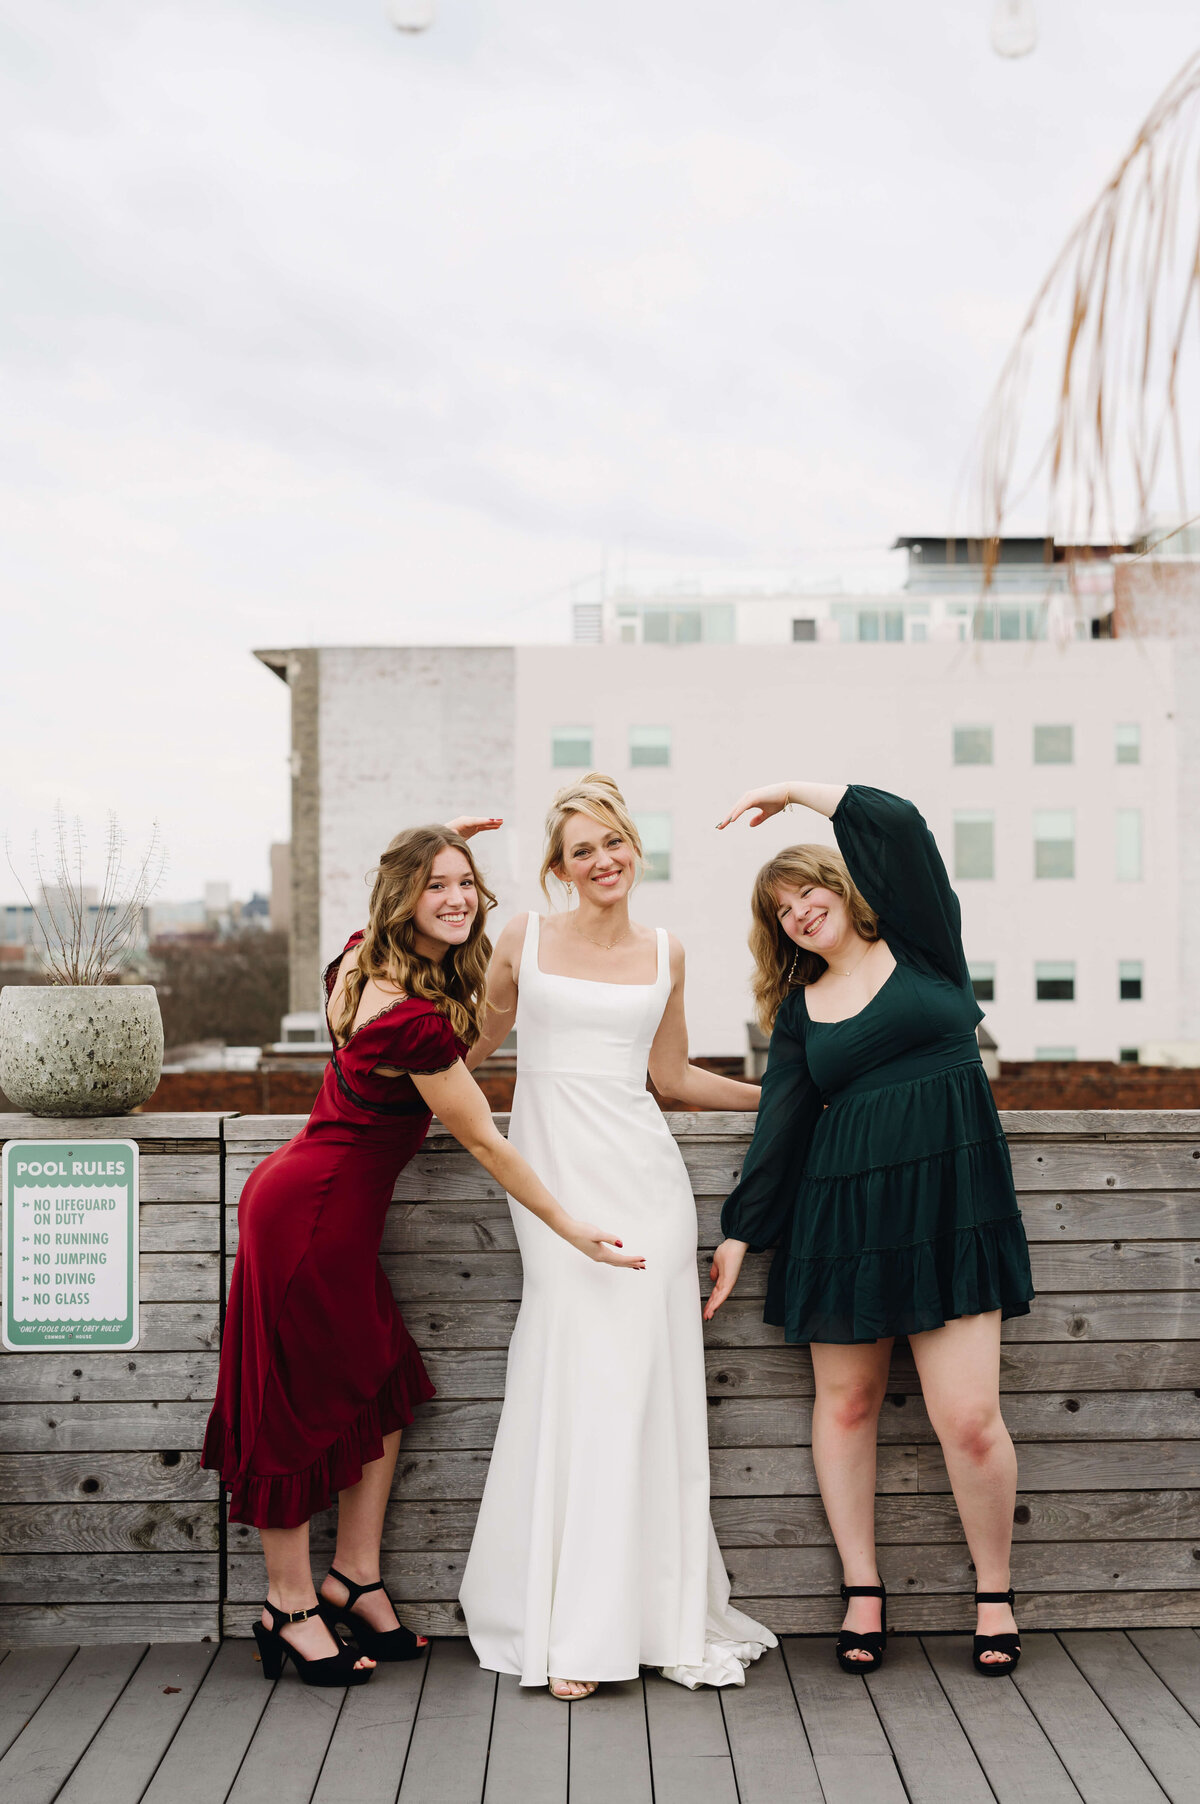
xmin=154 ymin=930 xmax=289 ymax=1049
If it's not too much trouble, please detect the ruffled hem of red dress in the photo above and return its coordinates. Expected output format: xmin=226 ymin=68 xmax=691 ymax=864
xmin=203 ymin=1341 xmax=436 ymax=1530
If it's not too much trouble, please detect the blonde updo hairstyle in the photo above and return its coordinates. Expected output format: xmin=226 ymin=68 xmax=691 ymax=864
xmin=749 ymin=844 xmax=879 ymax=1033
xmin=330 ymin=824 xmax=497 ymax=1048
xmin=539 ymin=772 xmax=643 ymax=901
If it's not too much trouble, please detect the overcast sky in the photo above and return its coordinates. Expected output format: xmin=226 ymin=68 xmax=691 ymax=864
xmin=2 ymin=0 xmax=1197 ymax=899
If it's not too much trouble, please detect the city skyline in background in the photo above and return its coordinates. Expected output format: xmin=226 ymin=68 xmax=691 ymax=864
xmin=3 ymin=2 xmax=1200 ymax=895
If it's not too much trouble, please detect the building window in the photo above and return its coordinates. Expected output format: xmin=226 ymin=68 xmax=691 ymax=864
xmin=1036 ymin=1046 xmax=1076 ymax=1061
xmin=1034 ymin=809 xmax=1075 ymax=878
xmin=969 ymin=961 xmax=995 ymax=1002
xmin=627 ymin=811 xmax=664 ymax=880
xmin=634 ymin=812 xmax=672 ymax=881
xmin=1034 ymin=724 xmax=1074 ymax=764
xmin=855 ymin=608 xmax=905 ymax=642
xmin=792 ymin=618 xmax=817 ymax=642
xmin=1036 ymin=961 xmax=1075 ymax=1001
xmin=1115 ymin=723 xmax=1141 ymax=764
xmin=640 ymin=604 xmax=733 ymax=645
xmin=1119 ymin=959 xmax=1143 ymax=1001
xmin=552 ymin=726 xmax=593 ymax=768
xmin=954 ymin=726 xmax=993 ymax=766
xmin=954 ymin=811 xmax=994 ymax=880
xmin=1116 ymin=808 xmax=1142 ymax=881
xmin=1119 ymin=1046 xmax=1140 ymax=1064
xmin=630 ymin=726 xmax=670 ymax=768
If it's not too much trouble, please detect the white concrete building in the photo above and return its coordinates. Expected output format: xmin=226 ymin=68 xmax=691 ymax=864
xmin=259 ymin=542 xmax=1199 ymax=1065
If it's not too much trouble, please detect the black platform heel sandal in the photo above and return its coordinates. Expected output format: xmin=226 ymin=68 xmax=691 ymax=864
xmin=973 ymin=1588 xmax=1021 ymax=1675
xmin=835 ymin=1583 xmax=888 ymax=1675
xmin=319 ymin=1566 xmax=426 ymax=1663
xmin=252 ymin=1599 xmax=375 ymax=1687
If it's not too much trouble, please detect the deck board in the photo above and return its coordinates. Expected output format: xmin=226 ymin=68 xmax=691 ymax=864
xmin=718 ymin=1645 xmax=823 ymax=1804
xmin=922 ymin=1634 xmax=1082 ymax=1803
xmin=642 ymin=1671 xmax=739 ymax=1804
xmin=567 ymin=1678 xmax=653 ymax=1804
xmin=0 ymin=1642 xmax=145 ymax=1804
xmin=0 ymin=1630 xmax=1187 ymax=1801
xmin=55 ymin=1642 xmax=217 ymax=1804
xmin=865 ymin=1635 xmax=995 ymax=1802
xmin=141 ymin=1638 xmax=275 ymax=1804
xmin=1060 ymin=1631 xmax=1200 ymax=1803
xmin=1010 ymin=1633 xmax=1168 ymax=1803
xmin=0 ymin=1643 xmax=77 ymax=1759
xmin=482 ymin=1676 xmax=567 ymax=1803
xmin=310 ymin=1655 xmax=428 ymax=1804
xmin=224 ymin=1671 xmax=345 ymax=1804
xmin=781 ymin=1635 xmax=908 ymax=1803
xmin=1127 ymin=1629 xmax=1200 ymax=1727
xmin=395 ymin=1637 xmax=495 ymax=1804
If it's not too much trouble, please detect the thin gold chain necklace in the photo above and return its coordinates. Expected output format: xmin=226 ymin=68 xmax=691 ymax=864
xmin=830 ymin=946 xmax=872 ymax=978
xmin=572 ymin=917 xmax=632 ymax=953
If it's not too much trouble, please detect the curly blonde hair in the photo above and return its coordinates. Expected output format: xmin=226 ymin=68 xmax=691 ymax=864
xmin=749 ymin=844 xmax=879 ymax=1032
xmin=330 ymin=825 xmax=497 ymax=1047
xmin=539 ymin=772 xmax=643 ymax=900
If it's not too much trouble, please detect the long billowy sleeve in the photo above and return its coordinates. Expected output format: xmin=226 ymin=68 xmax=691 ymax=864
xmin=832 ymin=784 xmax=970 ymax=986
xmin=719 ymin=999 xmax=821 ymax=1254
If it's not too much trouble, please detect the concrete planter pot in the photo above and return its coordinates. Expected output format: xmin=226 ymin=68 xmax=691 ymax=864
xmin=0 ymin=985 xmax=164 ymax=1117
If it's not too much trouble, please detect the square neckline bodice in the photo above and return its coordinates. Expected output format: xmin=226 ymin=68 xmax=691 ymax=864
xmin=526 ymin=911 xmax=665 ymax=991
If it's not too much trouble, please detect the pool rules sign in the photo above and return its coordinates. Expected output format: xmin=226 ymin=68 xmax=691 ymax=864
xmin=2 ymin=1140 xmax=139 ymax=1350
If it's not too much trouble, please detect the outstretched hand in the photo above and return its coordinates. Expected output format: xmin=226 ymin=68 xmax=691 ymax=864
xmin=447 ymin=815 xmax=504 ymax=840
xmin=716 ymin=784 xmax=790 ymax=830
xmin=565 ymin=1220 xmax=646 ymax=1270
xmin=704 ymin=1238 xmax=748 ymax=1319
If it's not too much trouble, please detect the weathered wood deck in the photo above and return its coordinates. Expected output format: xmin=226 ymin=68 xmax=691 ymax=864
xmin=2 ymin=1631 xmax=1199 ymax=1803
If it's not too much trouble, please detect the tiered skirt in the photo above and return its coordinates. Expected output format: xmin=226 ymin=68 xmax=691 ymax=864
xmin=765 ymin=1061 xmax=1035 ymax=1344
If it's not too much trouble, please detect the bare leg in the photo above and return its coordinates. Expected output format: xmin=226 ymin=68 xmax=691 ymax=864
xmin=810 ymin=1339 xmax=894 ymax=1659
xmin=321 ymin=1429 xmax=427 ymax=1645
xmin=260 ymin=1520 xmax=374 ymax=1669
xmin=908 ymin=1312 xmax=1019 ymax=1664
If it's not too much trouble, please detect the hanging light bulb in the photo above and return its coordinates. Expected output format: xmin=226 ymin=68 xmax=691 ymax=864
xmin=387 ymin=0 xmax=436 ymax=32
xmin=991 ymin=0 xmax=1037 ymax=58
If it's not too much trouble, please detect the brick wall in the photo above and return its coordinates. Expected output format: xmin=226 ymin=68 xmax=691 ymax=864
xmin=992 ymin=1061 xmax=1200 ymax=1110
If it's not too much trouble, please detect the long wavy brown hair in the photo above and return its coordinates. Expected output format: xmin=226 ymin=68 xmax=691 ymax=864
xmin=330 ymin=825 xmax=497 ymax=1047
xmin=749 ymin=844 xmax=878 ymax=1033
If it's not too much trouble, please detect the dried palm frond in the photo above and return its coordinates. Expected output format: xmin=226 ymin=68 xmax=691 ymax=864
xmin=970 ymin=48 xmax=1200 ymax=587
xmin=5 ymin=811 xmax=166 ymax=985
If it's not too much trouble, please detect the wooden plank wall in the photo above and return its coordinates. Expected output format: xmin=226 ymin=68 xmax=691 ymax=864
xmin=0 ymin=1114 xmax=226 ymax=1646
xmin=222 ymin=1109 xmax=1200 ymax=1640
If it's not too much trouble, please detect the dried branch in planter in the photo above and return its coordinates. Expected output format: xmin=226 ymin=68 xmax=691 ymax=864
xmin=5 ymin=810 xmax=166 ymax=985
xmin=970 ymin=47 xmax=1200 ymax=583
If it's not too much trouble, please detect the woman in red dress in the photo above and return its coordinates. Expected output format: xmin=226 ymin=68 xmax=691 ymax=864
xmin=203 ymin=818 xmax=643 ymax=1687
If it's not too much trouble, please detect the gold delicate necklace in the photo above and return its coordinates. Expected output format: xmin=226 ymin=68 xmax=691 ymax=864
xmin=830 ymin=947 xmax=872 ymax=978
xmin=572 ymin=917 xmax=632 ymax=953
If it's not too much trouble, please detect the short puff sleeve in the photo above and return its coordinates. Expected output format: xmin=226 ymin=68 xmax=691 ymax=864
xmin=382 ymin=1008 xmax=461 ymax=1075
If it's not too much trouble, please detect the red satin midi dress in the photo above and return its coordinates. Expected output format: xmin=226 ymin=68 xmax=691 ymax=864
xmin=202 ymin=933 xmax=462 ymax=1529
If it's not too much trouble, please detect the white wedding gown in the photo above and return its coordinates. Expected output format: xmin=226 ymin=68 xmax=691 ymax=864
xmin=459 ymin=913 xmax=776 ymax=1688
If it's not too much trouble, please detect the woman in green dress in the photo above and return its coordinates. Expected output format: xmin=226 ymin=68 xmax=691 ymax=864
xmin=708 ymin=781 xmax=1033 ymax=1675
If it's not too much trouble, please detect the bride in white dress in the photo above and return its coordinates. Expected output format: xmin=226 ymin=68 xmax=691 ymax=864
xmin=459 ymin=774 xmax=776 ymax=1698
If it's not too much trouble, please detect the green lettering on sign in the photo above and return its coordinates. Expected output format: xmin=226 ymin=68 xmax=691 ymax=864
xmin=2 ymin=1140 xmax=139 ymax=1350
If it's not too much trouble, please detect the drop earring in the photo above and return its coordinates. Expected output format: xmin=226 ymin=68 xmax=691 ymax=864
xmin=788 ymin=946 xmax=800 ymax=984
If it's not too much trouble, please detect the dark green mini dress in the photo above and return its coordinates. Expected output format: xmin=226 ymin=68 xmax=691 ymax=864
xmin=721 ymin=785 xmax=1034 ymax=1345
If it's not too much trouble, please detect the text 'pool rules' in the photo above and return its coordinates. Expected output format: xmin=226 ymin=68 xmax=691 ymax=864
xmin=2 ymin=1140 xmax=139 ymax=1350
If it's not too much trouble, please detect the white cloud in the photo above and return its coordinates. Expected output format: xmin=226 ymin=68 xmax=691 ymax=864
xmin=1 ymin=0 xmax=1197 ymax=891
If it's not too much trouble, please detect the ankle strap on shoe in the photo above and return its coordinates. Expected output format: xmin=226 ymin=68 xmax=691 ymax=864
xmin=327 ymin=1567 xmax=385 ymax=1606
xmin=263 ymin=1599 xmax=320 ymax=1627
xmin=974 ymin=1589 xmax=1015 ymax=1605
xmin=840 ymin=1583 xmax=886 ymax=1599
